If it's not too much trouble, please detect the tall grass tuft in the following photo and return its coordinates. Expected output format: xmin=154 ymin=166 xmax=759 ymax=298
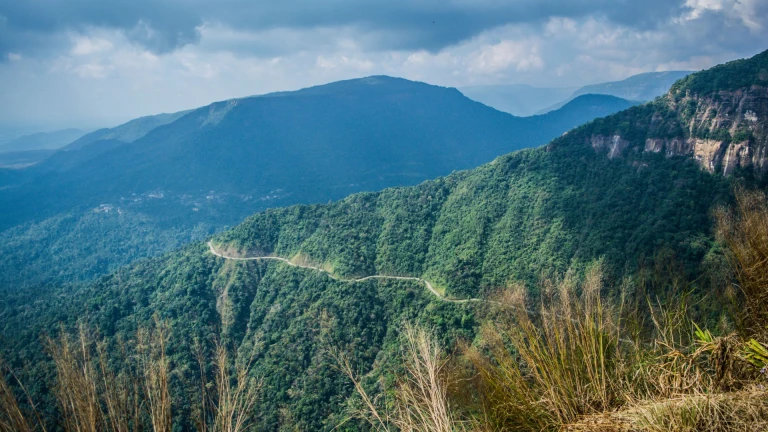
xmin=0 ymin=361 xmax=45 ymax=432
xmin=716 ymin=186 xmax=768 ymax=336
xmin=464 ymin=263 xmax=626 ymax=431
xmin=47 ymin=324 xmax=104 ymax=432
xmin=195 ymin=340 xmax=261 ymax=432
xmin=334 ymin=324 xmax=466 ymax=431
xmin=137 ymin=319 xmax=172 ymax=432
xmin=461 ymin=259 xmax=759 ymax=431
xmin=46 ymin=320 xmax=173 ymax=432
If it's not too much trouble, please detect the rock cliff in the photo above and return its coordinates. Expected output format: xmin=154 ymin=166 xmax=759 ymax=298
xmin=582 ymin=49 xmax=768 ymax=177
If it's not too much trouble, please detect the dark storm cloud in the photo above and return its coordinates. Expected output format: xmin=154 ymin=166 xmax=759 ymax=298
xmin=0 ymin=0 xmax=690 ymax=56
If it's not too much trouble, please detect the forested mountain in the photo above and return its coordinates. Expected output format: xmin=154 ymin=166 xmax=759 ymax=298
xmin=0 ymin=78 xmax=633 ymax=287
xmin=3 ymin=50 xmax=766 ymax=431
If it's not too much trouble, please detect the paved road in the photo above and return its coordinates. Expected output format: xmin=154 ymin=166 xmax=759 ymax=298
xmin=207 ymin=241 xmax=482 ymax=304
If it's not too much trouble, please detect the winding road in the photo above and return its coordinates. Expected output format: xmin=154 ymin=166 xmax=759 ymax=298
xmin=207 ymin=241 xmax=482 ymax=304
xmin=206 ymin=243 xmax=637 ymax=343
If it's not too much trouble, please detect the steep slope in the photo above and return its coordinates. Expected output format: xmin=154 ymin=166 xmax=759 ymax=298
xmin=585 ymin=52 xmax=768 ymax=177
xmin=0 ymin=79 xmax=632 ymax=286
xmin=537 ymin=70 xmax=693 ymax=113
xmin=459 ymin=84 xmax=576 ymax=116
xmin=0 ymin=124 xmax=727 ymax=431
xmin=4 ymin=51 xmax=764 ymax=430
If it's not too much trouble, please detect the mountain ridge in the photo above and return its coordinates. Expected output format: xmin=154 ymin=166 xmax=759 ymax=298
xmin=0 ymin=77 xmax=634 ymax=287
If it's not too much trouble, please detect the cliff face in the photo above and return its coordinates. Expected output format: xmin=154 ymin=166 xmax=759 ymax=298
xmin=587 ymin=85 xmax=768 ymax=177
xmin=669 ymin=85 xmax=767 ymax=175
xmin=581 ymin=49 xmax=768 ymax=178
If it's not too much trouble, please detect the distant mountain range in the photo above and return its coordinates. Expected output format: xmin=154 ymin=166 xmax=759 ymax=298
xmin=537 ymin=70 xmax=693 ymax=113
xmin=64 ymin=110 xmax=191 ymax=150
xmin=0 ymin=76 xmax=635 ymax=286
xmin=0 ymin=128 xmax=86 ymax=154
xmin=458 ymin=84 xmax=576 ymax=116
xmin=460 ymin=71 xmax=692 ymax=116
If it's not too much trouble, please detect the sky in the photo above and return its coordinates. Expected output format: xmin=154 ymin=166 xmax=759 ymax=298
xmin=0 ymin=0 xmax=766 ymax=131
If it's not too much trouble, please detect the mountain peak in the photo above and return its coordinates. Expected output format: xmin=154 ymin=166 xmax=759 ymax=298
xmin=259 ymin=75 xmax=449 ymax=99
xmin=670 ymin=48 xmax=768 ymax=97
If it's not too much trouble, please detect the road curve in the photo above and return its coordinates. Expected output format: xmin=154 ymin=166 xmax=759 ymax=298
xmin=207 ymin=241 xmax=481 ymax=304
xmin=206 ymin=243 xmax=637 ymax=343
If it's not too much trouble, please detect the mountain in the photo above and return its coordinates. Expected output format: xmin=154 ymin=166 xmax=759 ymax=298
xmin=458 ymin=84 xmax=576 ymax=116
xmin=537 ymin=71 xmax=693 ymax=114
xmin=0 ymin=78 xmax=633 ymax=286
xmin=2 ymin=50 xmax=766 ymax=430
xmin=64 ymin=110 xmax=191 ymax=150
xmin=573 ymin=70 xmax=694 ymax=101
xmin=0 ymin=113 xmax=187 ymax=170
xmin=0 ymin=149 xmax=57 ymax=168
xmin=0 ymin=128 xmax=86 ymax=153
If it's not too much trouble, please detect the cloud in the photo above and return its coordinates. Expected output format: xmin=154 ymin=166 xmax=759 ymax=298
xmin=469 ymin=40 xmax=544 ymax=74
xmin=71 ymin=36 xmax=114 ymax=56
xmin=0 ymin=0 xmax=699 ymax=57
xmin=0 ymin=1 xmax=765 ymax=130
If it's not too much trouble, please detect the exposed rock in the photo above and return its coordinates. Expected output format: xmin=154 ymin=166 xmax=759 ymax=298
xmin=691 ymin=139 xmax=724 ymax=173
xmin=591 ymin=135 xmax=628 ymax=159
xmin=592 ymin=85 xmax=768 ymax=177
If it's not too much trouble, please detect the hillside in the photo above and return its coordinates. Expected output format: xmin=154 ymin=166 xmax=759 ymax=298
xmin=0 ymin=79 xmax=633 ymax=287
xmin=4 ymin=51 xmax=767 ymax=430
xmin=0 ymin=128 xmax=728 ymax=431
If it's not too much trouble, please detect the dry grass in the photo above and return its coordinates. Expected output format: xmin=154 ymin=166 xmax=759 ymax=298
xmin=0 ymin=361 xmax=45 ymax=432
xmin=195 ymin=340 xmax=261 ymax=432
xmin=137 ymin=321 xmax=172 ymax=432
xmin=45 ymin=320 xmax=173 ymax=432
xmin=333 ymin=324 xmax=467 ymax=432
xmin=48 ymin=324 xmax=105 ymax=432
xmin=463 ymin=263 xmax=626 ymax=431
xmin=716 ymin=186 xmax=768 ymax=336
xmin=566 ymin=388 xmax=768 ymax=432
xmin=624 ymin=389 xmax=768 ymax=432
xmin=5 ymin=322 xmax=262 ymax=431
xmin=460 ymin=259 xmax=763 ymax=432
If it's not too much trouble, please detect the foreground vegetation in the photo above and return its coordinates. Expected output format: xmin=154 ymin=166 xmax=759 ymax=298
xmin=340 ymin=188 xmax=768 ymax=432
xmin=3 ymin=187 xmax=767 ymax=431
